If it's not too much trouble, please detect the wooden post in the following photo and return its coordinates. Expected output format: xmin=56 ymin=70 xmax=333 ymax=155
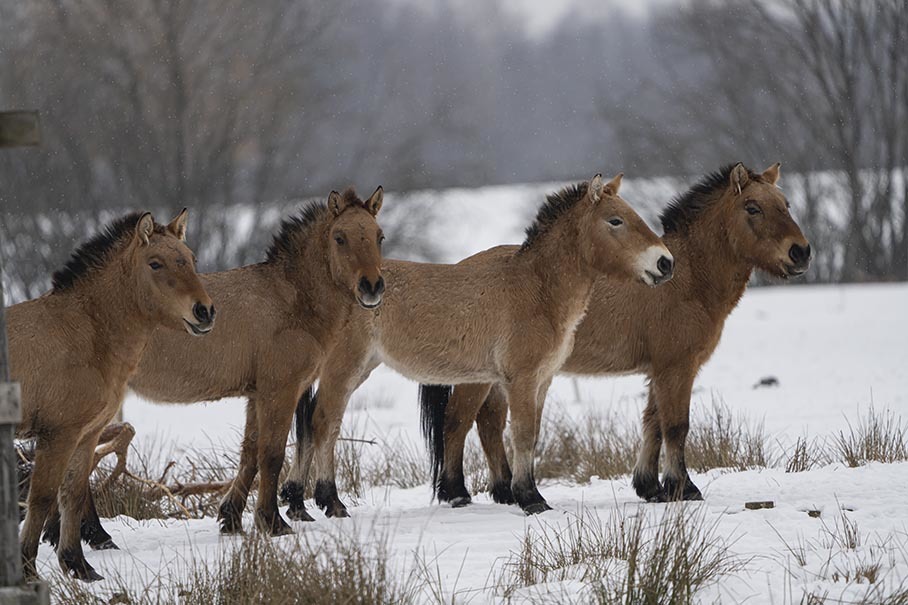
xmin=0 ymin=110 xmax=49 ymax=605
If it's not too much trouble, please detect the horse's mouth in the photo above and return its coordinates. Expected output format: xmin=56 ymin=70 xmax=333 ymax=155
xmin=356 ymin=296 xmax=383 ymax=310
xmin=642 ymin=270 xmax=670 ymax=287
xmin=783 ymin=263 xmax=809 ymax=278
xmin=183 ymin=319 xmax=213 ymax=336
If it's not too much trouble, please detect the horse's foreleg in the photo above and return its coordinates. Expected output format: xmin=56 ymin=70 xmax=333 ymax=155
xmin=438 ymin=383 xmax=492 ymax=507
xmin=252 ymin=388 xmax=299 ymax=536
xmin=218 ymin=398 xmax=260 ymax=533
xmin=655 ymin=369 xmax=702 ymax=501
xmin=57 ymin=428 xmax=105 ymax=582
xmin=310 ymin=374 xmax=363 ymax=519
xmin=507 ymin=381 xmax=551 ymax=515
xmin=281 ymin=387 xmax=316 ymax=522
xmin=20 ymin=430 xmax=80 ymax=581
xmin=632 ymin=387 xmax=663 ymax=501
xmin=475 ymin=384 xmax=513 ymax=505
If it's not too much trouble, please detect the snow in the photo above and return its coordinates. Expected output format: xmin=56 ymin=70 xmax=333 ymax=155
xmin=24 ymin=183 xmax=908 ymax=602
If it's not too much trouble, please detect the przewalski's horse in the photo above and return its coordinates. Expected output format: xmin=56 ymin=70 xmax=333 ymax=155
xmin=283 ymin=174 xmax=674 ymax=518
xmin=11 ymin=211 xmax=214 ymax=581
xmin=125 ymin=188 xmax=386 ymax=536
xmin=420 ymin=162 xmax=812 ymax=507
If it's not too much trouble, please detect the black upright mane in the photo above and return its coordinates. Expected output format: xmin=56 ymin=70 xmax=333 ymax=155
xmin=659 ymin=164 xmax=761 ymax=234
xmin=265 ymin=189 xmax=366 ymax=263
xmin=52 ymin=212 xmax=162 ymax=292
xmin=521 ymin=182 xmax=589 ymax=251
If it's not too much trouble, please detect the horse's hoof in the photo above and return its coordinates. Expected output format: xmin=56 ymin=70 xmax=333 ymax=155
xmin=450 ymin=496 xmax=472 ymax=508
xmin=257 ymin=511 xmax=294 ymax=536
xmin=218 ymin=519 xmax=245 ymax=535
xmin=61 ymin=554 xmax=104 ymax=583
xmin=632 ymin=470 xmax=662 ymax=502
xmin=90 ymin=539 xmax=119 ymax=551
xmin=286 ymin=506 xmax=315 ymax=523
xmin=325 ymin=506 xmax=350 ymax=519
xmin=522 ymin=501 xmax=553 ymax=516
xmin=490 ymin=483 xmax=515 ymax=505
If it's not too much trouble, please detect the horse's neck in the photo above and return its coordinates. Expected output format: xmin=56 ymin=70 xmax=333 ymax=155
xmin=71 ymin=274 xmax=157 ymax=377
xmin=670 ymin=228 xmax=752 ymax=321
xmin=284 ymin=241 xmax=352 ymax=339
xmin=520 ymin=226 xmax=597 ymax=331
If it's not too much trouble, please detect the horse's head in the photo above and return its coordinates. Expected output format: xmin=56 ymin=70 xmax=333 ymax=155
xmin=721 ymin=163 xmax=811 ymax=278
xmin=325 ymin=187 xmax=385 ymax=309
xmin=128 ymin=210 xmax=215 ymax=335
xmin=582 ymin=173 xmax=674 ymax=286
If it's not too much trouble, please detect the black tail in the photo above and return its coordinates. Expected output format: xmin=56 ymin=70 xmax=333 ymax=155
xmin=295 ymin=384 xmax=318 ymax=456
xmin=419 ymin=384 xmax=453 ymax=499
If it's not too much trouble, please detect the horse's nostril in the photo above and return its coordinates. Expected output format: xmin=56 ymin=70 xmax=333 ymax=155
xmin=193 ymin=302 xmax=210 ymax=323
xmin=374 ymin=277 xmax=385 ymax=296
xmin=657 ymin=255 xmax=673 ymax=276
xmin=209 ymin=305 xmax=216 ymax=320
xmin=789 ymin=243 xmax=810 ymax=265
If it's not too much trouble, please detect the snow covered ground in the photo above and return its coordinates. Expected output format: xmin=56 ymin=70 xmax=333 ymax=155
xmin=25 ymin=183 xmax=908 ymax=603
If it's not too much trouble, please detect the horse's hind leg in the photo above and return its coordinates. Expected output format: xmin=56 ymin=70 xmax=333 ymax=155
xmin=632 ymin=387 xmax=664 ymax=502
xmin=654 ymin=369 xmax=702 ymax=502
xmin=42 ymin=487 xmax=115 ymax=550
xmin=218 ymin=398 xmax=261 ymax=533
xmin=439 ymin=383 xmax=492 ymax=507
xmin=20 ymin=430 xmax=80 ymax=580
xmin=57 ymin=428 xmax=105 ymax=582
xmin=475 ymin=384 xmax=514 ymax=505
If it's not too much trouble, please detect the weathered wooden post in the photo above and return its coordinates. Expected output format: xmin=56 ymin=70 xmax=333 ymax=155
xmin=0 ymin=111 xmax=49 ymax=605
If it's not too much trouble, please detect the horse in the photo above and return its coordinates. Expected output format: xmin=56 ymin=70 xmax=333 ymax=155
xmin=282 ymin=173 xmax=675 ymax=518
xmin=419 ymin=162 xmax=812 ymax=507
xmin=10 ymin=210 xmax=214 ymax=581
xmin=120 ymin=187 xmax=386 ymax=539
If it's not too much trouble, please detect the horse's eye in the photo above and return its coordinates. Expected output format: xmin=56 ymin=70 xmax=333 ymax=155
xmin=149 ymin=261 xmax=163 ymax=270
xmin=607 ymin=217 xmax=624 ymax=227
xmin=378 ymin=234 xmax=386 ymax=245
xmin=745 ymin=202 xmax=762 ymax=216
xmin=334 ymin=236 xmax=346 ymax=246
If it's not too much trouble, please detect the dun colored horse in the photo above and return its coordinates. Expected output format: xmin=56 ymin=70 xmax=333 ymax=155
xmin=10 ymin=211 xmax=213 ymax=581
xmin=124 ymin=188 xmax=386 ymax=537
xmin=283 ymin=174 xmax=675 ymax=518
xmin=420 ymin=162 xmax=812 ymax=507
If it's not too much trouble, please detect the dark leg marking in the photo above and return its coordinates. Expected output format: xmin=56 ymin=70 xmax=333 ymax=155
xmin=280 ymin=480 xmax=315 ymax=522
xmin=314 ymin=480 xmax=350 ymax=518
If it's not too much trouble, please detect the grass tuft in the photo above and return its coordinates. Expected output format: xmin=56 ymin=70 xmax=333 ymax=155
xmin=835 ymin=406 xmax=908 ymax=467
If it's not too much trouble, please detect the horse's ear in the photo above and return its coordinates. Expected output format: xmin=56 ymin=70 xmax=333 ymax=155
xmin=134 ymin=212 xmax=155 ymax=246
xmin=761 ymin=162 xmax=781 ymax=186
xmin=166 ymin=208 xmax=189 ymax=241
xmin=588 ymin=174 xmax=604 ymax=203
xmin=604 ymin=172 xmax=624 ymax=196
xmin=365 ymin=186 xmax=383 ymax=216
xmin=328 ymin=190 xmax=345 ymax=216
xmin=730 ymin=163 xmax=749 ymax=195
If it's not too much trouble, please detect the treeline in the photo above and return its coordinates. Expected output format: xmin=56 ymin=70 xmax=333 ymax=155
xmin=0 ymin=0 xmax=905 ymax=282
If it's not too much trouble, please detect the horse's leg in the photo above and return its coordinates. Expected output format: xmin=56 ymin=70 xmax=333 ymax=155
xmin=506 ymin=380 xmax=551 ymax=515
xmin=218 ymin=398 xmax=261 ymax=533
xmin=44 ymin=423 xmax=126 ymax=550
xmin=655 ymin=368 xmax=702 ymax=501
xmin=20 ymin=430 xmax=80 ymax=581
xmin=311 ymin=365 xmax=374 ymax=518
xmin=438 ymin=383 xmax=492 ymax=507
xmin=57 ymin=428 xmax=105 ymax=582
xmin=632 ymin=386 xmax=663 ymax=502
xmin=253 ymin=385 xmax=302 ymax=536
xmin=475 ymin=384 xmax=514 ymax=505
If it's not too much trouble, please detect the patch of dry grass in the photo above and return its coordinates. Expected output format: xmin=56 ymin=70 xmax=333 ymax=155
xmin=835 ymin=406 xmax=908 ymax=468
xmin=497 ymin=504 xmax=746 ymax=604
